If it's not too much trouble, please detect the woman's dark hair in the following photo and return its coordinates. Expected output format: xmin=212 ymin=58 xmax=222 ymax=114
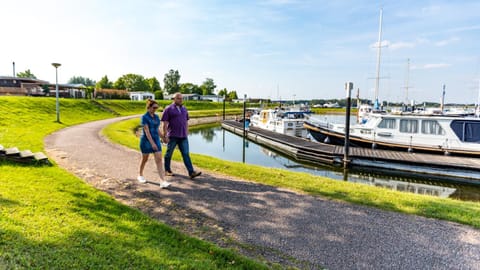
xmin=146 ymin=98 xmax=158 ymax=110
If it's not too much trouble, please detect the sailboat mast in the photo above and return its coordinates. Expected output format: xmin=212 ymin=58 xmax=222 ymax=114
xmin=404 ymin=58 xmax=410 ymax=104
xmin=374 ymin=8 xmax=383 ymax=110
xmin=441 ymin=84 xmax=446 ymax=112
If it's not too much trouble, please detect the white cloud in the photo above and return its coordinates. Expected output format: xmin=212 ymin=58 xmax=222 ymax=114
xmin=369 ymin=40 xmax=390 ymax=49
xmin=412 ymin=63 xmax=451 ymax=70
xmin=435 ymin=37 xmax=460 ymax=46
xmin=389 ymin=42 xmax=416 ymax=50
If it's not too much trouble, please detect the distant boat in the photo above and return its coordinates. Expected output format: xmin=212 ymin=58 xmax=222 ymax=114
xmin=304 ymin=112 xmax=480 ymax=156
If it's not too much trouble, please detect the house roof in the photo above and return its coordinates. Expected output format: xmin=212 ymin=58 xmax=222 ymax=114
xmin=0 ymin=76 xmax=49 ymax=84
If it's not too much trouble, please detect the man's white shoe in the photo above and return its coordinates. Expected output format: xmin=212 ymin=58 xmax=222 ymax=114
xmin=137 ymin=176 xmax=147 ymax=183
xmin=160 ymin=181 xmax=171 ymax=188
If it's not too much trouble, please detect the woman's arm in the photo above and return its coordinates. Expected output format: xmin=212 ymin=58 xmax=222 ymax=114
xmin=143 ymin=124 xmax=158 ymax=150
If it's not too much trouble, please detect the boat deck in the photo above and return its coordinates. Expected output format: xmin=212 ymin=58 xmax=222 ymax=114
xmin=222 ymin=120 xmax=480 ymax=181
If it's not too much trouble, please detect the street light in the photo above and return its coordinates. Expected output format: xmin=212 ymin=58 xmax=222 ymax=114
xmin=51 ymin=63 xmax=61 ymax=122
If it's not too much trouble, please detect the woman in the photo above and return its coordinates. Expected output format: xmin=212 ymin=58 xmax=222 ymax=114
xmin=137 ymin=99 xmax=171 ymax=188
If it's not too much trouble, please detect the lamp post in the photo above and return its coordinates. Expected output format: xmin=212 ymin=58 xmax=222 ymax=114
xmin=52 ymin=63 xmax=61 ymax=122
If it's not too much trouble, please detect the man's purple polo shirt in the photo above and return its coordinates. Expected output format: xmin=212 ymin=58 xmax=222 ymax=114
xmin=161 ymin=103 xmax=189 ymax=138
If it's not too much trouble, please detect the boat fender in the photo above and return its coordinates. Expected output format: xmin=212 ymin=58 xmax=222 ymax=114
xmin=324 ymin=136 xmax=330 ymax=144
xmin=372 ymin=143 xmax=377 ymax=149
xmin=408 ymin=147 xmax=414 ymax=153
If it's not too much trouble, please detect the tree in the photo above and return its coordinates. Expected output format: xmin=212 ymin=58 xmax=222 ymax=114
xmin=218 ymin=88 xmax=228 ymax=98
xmin=84 ymin=86 xmax=95 ymax=99
xmin=96 ymin=75 xmax=113 ymax=89
xmin=42 ymin=85 xmax=50 ymax=95
xmin=146 ymin=77 xmax=161 ymax=92
xmin=228 ymin=90 xmax=238 ymax=100
xmin=179 ymin=83 xmax=200 ymax=94
xmin=17 ymin=69 xmax=36 ymax=79
xmin=163 ymin=69 xmax=180 ymax=95
xmin=68 ymin=76 xmax=95 ymax=86
xmin=113 ymin=74 xmax=149 ymax=91
xmin=154 ymin=90 xmax=164 ymax=100
xmin=200 ymin=78 xmax=216 ymax=95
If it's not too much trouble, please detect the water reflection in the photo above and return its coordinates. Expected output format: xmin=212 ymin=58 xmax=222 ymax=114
xmin=188 ymin=125 xmax=480 ymax=202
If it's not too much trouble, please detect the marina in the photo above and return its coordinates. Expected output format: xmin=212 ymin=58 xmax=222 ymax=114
xmin=188 ymin=123 xmax=480 ymax=201
xmin=221 ymin=120 xmax=480 ymax=184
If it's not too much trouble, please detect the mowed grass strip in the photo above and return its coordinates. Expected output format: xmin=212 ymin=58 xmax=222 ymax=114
xmin=0 ymin=97 xmax=269 ymax=269
xmin=104 ymin=117 xmax=480 ymax=229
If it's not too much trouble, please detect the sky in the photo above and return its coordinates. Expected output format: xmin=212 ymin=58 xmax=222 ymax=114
xmin=1 ymin=0 xmax=479 ymax=103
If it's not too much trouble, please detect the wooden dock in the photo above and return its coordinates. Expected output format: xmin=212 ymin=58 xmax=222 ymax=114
xmin=222 ymin=120 xmax=480 ymax=182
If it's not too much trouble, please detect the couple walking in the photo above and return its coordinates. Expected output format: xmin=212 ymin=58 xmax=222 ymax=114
xmin=137 ymin=92 xmax=201 ymax=188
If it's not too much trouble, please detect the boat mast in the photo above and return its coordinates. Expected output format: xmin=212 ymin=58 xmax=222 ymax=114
xmin=441 ymin=84 xmax=446 ymax=112
xmin=403 ymin=58 xmax=410 ymax=105
xmin=374 ymin=8 xmax=383 ymax=110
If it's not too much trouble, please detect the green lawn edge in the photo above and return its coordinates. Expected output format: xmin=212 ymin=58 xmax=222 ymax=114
xmin=103 ymin=117 xmax=480 ymax=229
xmin=0 ymin=97 xmax=271 ymax=269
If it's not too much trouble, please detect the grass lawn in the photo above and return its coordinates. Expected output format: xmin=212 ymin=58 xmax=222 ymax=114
xmin=104 ymin=117 xmax=480 ymax=229
xmin=95 ymin=99 xmax=246 ymax=116
xmin=0 ymin=97 xmax=269 ymax=269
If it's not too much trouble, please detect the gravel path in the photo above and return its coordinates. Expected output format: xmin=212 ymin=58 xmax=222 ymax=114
xmin=44 ymin=116 xmax=480 ymax=270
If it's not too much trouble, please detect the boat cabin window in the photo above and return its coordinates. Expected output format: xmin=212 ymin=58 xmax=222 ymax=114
xmin=421 ymin=120 xmax=445 ymax=135
xmin=399 ymin=119 xmax=418 ymax=133
xmin=377 ymin=118 xmax=396 ymax=129
xmin=451 ymin=120 xmax=480 ymax=143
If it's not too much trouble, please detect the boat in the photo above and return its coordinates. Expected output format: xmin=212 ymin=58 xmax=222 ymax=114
xmin=250 ymin=108 xmax=312 ymax=138
xmin=304 ymin=112 xmax=480 ymax=156
xmin=357 ymin=104 xmax=373 ymax=123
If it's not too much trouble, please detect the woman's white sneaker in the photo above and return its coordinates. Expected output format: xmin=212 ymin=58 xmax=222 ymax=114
xmin=137 ymin=176 xmax=147 ymax=183
xmin=160 ymin=181 xmax=171 ymax=188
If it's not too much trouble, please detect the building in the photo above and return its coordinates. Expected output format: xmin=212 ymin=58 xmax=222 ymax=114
xmin=0 ymin=76 xmax=86 ymax=98
xmin=201 ymin=95 xmax=224 ymax=102
xmin=0 ymin=76 xmax=48 ymax=96
xmin=164 ymin=93 xmax=201 ymax=101
xmin=130 ymin=91 xmax=155 ymax=101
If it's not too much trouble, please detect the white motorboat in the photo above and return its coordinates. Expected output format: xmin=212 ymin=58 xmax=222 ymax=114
xmin=250 ymin=108 xmax=311 ymax=138
xmin=304 ymin=112 xmax=480 ymax=156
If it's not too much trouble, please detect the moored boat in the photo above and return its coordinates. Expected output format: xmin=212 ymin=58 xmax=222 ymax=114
xmin=250 ymin=108 xmax=311 ymax=138
xmin=304 ymin=112 xmax=480 ymax=156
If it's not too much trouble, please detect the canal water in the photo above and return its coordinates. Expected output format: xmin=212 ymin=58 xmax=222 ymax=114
xmin=188 ymin=122 xmax=480 ymax=202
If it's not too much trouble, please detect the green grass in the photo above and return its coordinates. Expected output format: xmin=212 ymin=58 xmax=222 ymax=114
xmin=104 ymin=117 xmax=480 ymax=229
xmin=0 ymin=96 xmax=269 ymax=269
xmin=0 ymin=97 xmax=114 ymax=152
xmin=310 ymin=107 xmax=356 ymax=114
xmin=95 ymin=99 xmax=244 ymax=118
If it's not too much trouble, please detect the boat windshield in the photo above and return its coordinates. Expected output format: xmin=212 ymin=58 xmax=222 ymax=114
xmin=451 ymin=120 xmax=480 ymax=143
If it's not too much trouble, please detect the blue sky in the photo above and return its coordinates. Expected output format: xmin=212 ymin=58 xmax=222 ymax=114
xmin=1 ymin=0 xmax=479 ymax=103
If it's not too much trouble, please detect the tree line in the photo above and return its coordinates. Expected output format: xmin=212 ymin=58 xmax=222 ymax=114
xmin=15 ymin=68 xmax=238 ymax=100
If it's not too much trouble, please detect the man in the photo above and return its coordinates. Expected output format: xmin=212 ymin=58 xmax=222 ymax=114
xmin=161 ymin=92 xmax=201 ymax=179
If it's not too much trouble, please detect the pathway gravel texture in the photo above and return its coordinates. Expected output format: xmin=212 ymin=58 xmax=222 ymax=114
xmin=44 ymin=116 xmax=480 ymax=270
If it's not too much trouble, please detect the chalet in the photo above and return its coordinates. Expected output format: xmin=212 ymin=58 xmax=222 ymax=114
xmin=130 ymin=91 xmax=155 ymax=101
xmin=164 ymin=93 xmax=201 ymax=101
xmin=0 ymin=76 xmax=86 ymax=98
xmin=0 ymin=76 xmax=48 ymax=96
xmin=201 ymin=95 xmax=224 ymax=102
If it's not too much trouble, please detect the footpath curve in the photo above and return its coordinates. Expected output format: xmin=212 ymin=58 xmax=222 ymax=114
xmin=44 ymin=116 xmax=480 ymax=270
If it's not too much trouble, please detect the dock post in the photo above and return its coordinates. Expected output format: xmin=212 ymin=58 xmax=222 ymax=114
xmin=223 ymin=94 xmax=226 ymax=120
xmin=242 ymin=94 xmax=247 ymax=163
xmin=344 ymin=82 xmax=353 ymax=168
